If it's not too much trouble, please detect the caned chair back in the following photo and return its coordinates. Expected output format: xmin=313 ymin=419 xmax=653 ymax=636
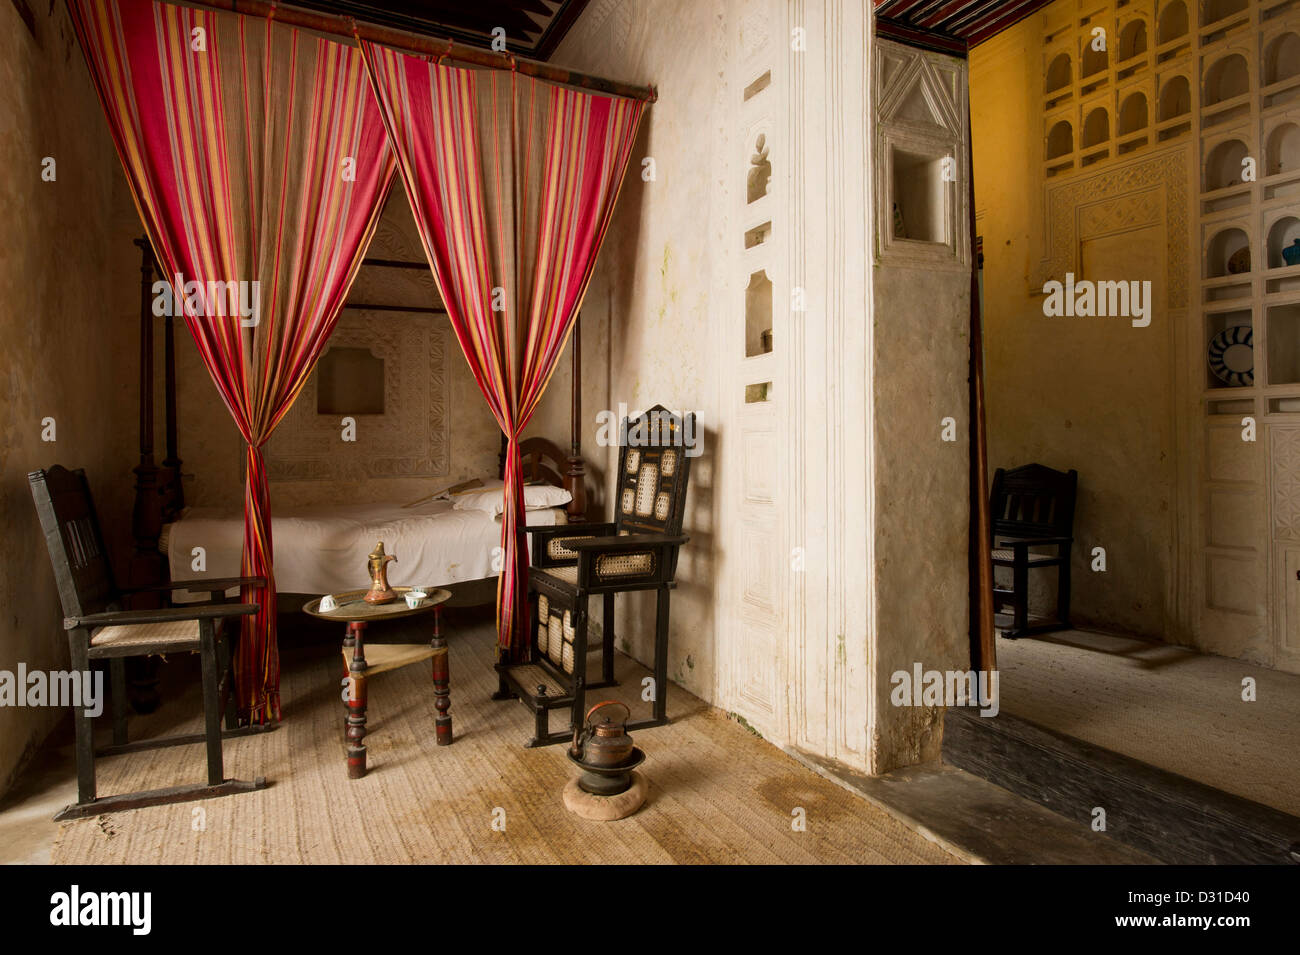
xmin=990 ymin=463 xmax=1078 ymax=540
xmin=29 ymin=466 xmax=120 ymax=624
xmin=614 ymin=405 xmax=694 ymax=540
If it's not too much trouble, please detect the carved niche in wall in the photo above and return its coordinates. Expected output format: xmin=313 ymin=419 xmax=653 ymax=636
xmin=264 ymin=313 xmax=449 ymax=482
xmin=873 ymin=39 xmax=969 ymax=269
xmin=1034 ymin=144 xmax=1189 ymax=309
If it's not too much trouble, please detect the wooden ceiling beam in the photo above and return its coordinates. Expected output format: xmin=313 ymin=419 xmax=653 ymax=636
xmin=180 ymin=0 xmax=654 ymax=100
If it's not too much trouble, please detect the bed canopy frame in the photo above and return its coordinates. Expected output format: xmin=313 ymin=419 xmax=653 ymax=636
xmin=125 ymin=237 xmax=591 ymax=595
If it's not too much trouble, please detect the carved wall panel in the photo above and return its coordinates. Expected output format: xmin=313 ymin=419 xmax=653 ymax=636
xmin=265 ymin=313 xmax=449 ymax=482
xmin=1035 ymin=144 xmax=1189 ymax=307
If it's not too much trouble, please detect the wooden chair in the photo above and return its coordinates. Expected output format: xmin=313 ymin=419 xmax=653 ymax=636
xmin=29 ymin=466 xmax=272 ymax=820
xmin=494 ymin=405 xmax=694 ymax=747
xmin=990 ymin=463 xmax=1078 ymax=639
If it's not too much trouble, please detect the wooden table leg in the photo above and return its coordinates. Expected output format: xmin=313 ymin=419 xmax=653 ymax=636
xmin=431 ymin=606 xmax=452 ymax=745
xmin=346 ymin=620 xmax=369 ymax=778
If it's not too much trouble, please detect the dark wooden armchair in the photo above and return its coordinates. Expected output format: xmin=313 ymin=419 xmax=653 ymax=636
xmin=494 ymin=405 xmax=695 ymax=747
xmin=990 ymin=463 xmax=1078 ymax=639
xmin=30 ymin=466 xmax=271 ymax=820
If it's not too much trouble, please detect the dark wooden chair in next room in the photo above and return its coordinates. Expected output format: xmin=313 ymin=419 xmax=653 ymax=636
xmin=495 ymin=405 xmax=695 ymax=747
xmin=30 ymin=466 xmax=272 ymax=820
xmin=990 ymin=463 xmax=1079 ymax=639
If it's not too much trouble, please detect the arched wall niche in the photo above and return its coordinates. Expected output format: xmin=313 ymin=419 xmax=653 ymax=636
xmin=1158 ymin=75 xmax=1191 ymax=119
xmin=1158 ymin=1 xmax=1188 ymax=43
xmin=1267 ymin=216 xmax=1300 ymax=269
xmin=1205 ymin=226 xmax=1250 ymax=277
xmin=1119 ymin=20 xmax=1149 ymax=60
xmin=1265 ymin=33 xmax=1300 ymax=85
xmin=1081 ymin=40 xmax=1108 ymax=78
xmin=1082 ymin=107 xmax=1110 ymax=147
xmin=1119 ymin=92 xmax=1149 ymax=134
xmin=1047 ymin=119 xmax=1074 ymax=158
xmin=1204 ymin=137 xmax=1249 ymax=190
xmin=1046 ymin=52 xmax=1071 ymax=92
xmin=1266 ymin=122 xmax=1300 ymax=176
xmin=1204 ymin=53 xmax=1249 ymax=105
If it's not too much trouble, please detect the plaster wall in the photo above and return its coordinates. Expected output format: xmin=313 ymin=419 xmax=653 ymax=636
xmin=552 ymin=0 xmax=723 ymax=704
xmin=0 ymin=3 xmax=139 ymax=793
xmin=971 ymin=14 xmax=1183 ymax=644
xmin=869 ymin=39 xmax=973 ymax=770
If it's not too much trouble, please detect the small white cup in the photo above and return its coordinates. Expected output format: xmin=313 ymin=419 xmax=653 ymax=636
xmin=405 ymin=590 xmax=427 ymax=609
xmin=318 ymin=594 xmax=338 ymax=613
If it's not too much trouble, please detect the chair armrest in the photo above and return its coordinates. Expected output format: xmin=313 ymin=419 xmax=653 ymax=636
xmin=122 ymin=576 xmax=267 ymax=598
xmin=174 ymin=575 xmax=268 ymax=592
xmin=568 ymin=534 xmax=689 ymax=552
xmin=526 ymin=522 xmax=617 ymax=567
xmin=524 ymin=522 xmax=616 ymax=536
xmin=66 ymin=603 xmax=259 ymax=630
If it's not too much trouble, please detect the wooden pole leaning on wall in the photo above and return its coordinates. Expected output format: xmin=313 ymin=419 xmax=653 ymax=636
xmin=192 ymin=1 xmax=657 ymax=103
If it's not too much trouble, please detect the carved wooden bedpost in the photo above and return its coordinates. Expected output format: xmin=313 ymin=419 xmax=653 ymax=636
xmin=127 ymin=237 xmax=165 ymax=712
xmin=565 ymin=312 xmax=587 ymax=523
xmin=128 ymin=238 xmax=164 ymax=592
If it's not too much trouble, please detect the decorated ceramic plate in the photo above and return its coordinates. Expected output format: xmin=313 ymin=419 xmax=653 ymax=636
xmin=1208 ymin=324 xmax=1253 ymax=387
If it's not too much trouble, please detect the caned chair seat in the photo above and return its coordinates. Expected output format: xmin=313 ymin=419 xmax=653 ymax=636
xmin=991 ymin=548 xmax=1059 ymax=564
xmin=533 ymin=565 xmax=579 ymax=590
xmin=90 ymin=618 xmax=201 ymax=649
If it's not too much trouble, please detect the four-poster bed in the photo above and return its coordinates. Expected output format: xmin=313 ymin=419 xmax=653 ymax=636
xmin=75 ymin=0 xmax=650 ymax=722
xmin=128 ymin=239 xmax=594 ymax=599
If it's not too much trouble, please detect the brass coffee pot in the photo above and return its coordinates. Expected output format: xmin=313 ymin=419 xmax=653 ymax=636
xmin=570 ymin=701 xmax=634 ymax=768
xmin=364 ymin=541 xmax=398 ymax=605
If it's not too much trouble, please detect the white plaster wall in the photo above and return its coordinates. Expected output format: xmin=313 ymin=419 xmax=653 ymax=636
xmin=0 ymin=3 xmax=139 ymax=793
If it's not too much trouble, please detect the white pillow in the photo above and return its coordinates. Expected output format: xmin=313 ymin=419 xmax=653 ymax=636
xmin=452 ymin=479 xmax=572 ymax=518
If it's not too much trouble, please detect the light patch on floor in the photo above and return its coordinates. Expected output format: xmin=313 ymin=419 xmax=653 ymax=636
xmin=997 ymin=629 xmax=1300 ymax=818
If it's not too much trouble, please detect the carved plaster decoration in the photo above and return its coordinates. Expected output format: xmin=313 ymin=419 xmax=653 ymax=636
xmin=264 ymin=314 xmax=449 ymax=482
xmin=874 ymin=39 xmax=969 ymax=270
xmin=1271 ymin=426 xmax=1300 ymax=542
xmin=1035 ymin=143 xmax=1189 ymax=307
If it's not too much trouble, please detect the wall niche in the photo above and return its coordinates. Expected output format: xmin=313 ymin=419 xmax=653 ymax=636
xmin=317 ymin=346 xmax=385 ymax=415
xmin=1082 ymin=106 xmax=1111 ymax=147
xmin=1118 ymin=19 xmax=1149 ymax=60
xmin=1119 ymin=92 xmax=1149 ymax=134
xmin=1206 ymin=226 xmax=1250 ymax=277
xmin=1265 ymin=33 xmax=1300 ymax=85
xmin=747 ymin=132 xmax=772 ymax=204
xmin=1047 ymin=119 xmax=1074 ymax=158
xmin=1267 ymin=122 xmax=1300 ymax=176
xmin=1158 ymin=1 xmax=1188 ymax=44
xmin=1046 ymin=52 xmax=1072 ymax=92
xmin=890 ymin=145 xmax=950 ymax=243
xmin=745 ymin=269 xmax=773 ymax=357
xmin=1204 ymin=137 xmax=1249 ymax=189
xmin=1158 ymin=75 xmax=1191 ymax=119
xmin=1204 ymin=53 xmax=1249 ymax=105
xmin=1267 ymin=216 xmax=1300 ymax=269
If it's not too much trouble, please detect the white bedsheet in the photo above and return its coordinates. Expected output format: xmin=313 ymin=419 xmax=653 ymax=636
xmin=164 ymin=500 xmax=566 ymax=597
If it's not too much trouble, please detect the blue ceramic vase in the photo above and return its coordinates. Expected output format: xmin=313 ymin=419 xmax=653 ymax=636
xmin=1284 ymin=239 xmax=1300 ymax=267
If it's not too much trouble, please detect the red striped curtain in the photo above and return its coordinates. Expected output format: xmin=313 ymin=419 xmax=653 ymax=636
xmin=360 ymin=45 xmax=644 ymax=657
xmin=69 ymin=0 xmax=395 ymax=722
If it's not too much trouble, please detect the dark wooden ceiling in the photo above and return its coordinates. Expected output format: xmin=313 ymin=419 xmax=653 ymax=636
xmin=874 ymin=0 xmax=1057 ymax=55
xmin=285 ymin=0 xmax=590 ymax=59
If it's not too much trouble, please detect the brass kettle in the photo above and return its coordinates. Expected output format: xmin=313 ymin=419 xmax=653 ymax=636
xmin=570 ymin=701 xmax=634 ymax=768
xmin=364 ymin=541 xmax=398 ymax=605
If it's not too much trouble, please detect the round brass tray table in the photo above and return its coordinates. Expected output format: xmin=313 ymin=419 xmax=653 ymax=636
xmin=303 ymin=587 xmax=452 ymax=779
